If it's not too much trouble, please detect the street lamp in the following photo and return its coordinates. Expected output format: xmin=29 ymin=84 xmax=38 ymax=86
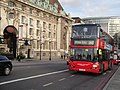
xmin=49 ymin=39 xmax=51 ymax=61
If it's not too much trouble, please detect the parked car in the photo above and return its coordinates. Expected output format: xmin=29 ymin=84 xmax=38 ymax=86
xmin=113 ymin=59 xmax=120 ymax=65
xmin=0 ymin=55 xmax=12 ymax=75
xmin=0 ymin=52 xmax=14 ymax=59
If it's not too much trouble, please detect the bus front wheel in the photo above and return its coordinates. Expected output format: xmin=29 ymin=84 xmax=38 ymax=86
xmin=100 ymin=65 xmax=104 ymax=73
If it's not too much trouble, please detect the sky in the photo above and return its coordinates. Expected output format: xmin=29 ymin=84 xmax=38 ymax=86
xmin=59 ymin=0 xmax=120 ymax=18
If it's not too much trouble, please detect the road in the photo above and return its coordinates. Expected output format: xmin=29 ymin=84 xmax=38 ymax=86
xmin=0 ymin=59 xmax=119 ymax=90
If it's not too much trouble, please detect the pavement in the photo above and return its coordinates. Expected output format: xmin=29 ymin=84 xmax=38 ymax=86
xmin=11 ymin=58 xmax=120 ymax=90
xmin=103 ymin=64 xmax=120 ymax=90
xmin=11 ymin=58 xmax=66 ymax=66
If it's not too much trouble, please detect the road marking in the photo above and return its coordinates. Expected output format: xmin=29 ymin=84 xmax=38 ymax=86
xmin=43 ymin=82 xmax=53 ymax=87
xmin=0 ymin=69 xmax=68 ymax=86
xmin=70 ymin=75 xmax=75 ymax=77
xmin=58 ymin=78 xmax=66 ymax=81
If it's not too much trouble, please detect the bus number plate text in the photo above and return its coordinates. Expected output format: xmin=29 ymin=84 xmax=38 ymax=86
xmin=79 ymin=69 xmax=85 ymax=71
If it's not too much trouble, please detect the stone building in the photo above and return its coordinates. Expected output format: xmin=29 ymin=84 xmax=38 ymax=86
xmin=0 ymin=0 xmax=72 ymax=59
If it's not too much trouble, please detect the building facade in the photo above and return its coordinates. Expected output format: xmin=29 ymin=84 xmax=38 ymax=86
xmin=82 ymin=16 xmax=120 ymax=36
xmin=0 ymin=0 xmax=72 ymax=59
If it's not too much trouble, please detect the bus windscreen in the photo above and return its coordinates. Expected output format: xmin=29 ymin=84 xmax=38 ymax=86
xmin=70 ymin=48 xmax=98 ymax=62
xmin=72 ymin=25 xmax=98 ymax=38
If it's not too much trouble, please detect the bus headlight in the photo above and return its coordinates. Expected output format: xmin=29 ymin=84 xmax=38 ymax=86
xmin=93 ymin=65 xmax=98 ymax=68
xmin=92 ymin=62 xmax=99 ymax=69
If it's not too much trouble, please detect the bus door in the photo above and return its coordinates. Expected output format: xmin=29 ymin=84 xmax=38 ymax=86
xmin=98 ymin=49 xmax=104 ymax=71
xmin=100 ymin=49 xmax=111 ymax=70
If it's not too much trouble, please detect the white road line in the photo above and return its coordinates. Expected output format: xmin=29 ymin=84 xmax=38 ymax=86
xmin=58 ymin=78 xmax=66 ymax=81
xmin=70 ymin=75 xmax=75 ymax=77
xmin=0 ymin=69 xmax=68 ymax=86
xmin=43 ymin=82 xmax=53 ymax=87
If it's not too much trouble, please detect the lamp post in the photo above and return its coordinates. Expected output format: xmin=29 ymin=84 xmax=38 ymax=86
xmin=49 ymin=39 xmax=51 ymax=61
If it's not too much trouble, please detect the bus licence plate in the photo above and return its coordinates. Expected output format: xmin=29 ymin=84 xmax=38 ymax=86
xmin=79 ymin=69 xmax=85 ymax=71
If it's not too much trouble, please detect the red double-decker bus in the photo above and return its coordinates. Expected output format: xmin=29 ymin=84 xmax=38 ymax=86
xmin=68 ymin=24 xmax=114 ymax=73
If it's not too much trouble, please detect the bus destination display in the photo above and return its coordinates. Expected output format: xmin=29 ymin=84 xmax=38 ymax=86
xmin=73 ymin=40 xmax=95 ymax=45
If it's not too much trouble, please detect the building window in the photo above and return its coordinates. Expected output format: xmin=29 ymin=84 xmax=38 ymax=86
xmin=37 ymin=20 xmax=40 ymax=28
xmin=9 ymin=13 xmax=14 ymax=19
xmin=30 ymin=8 xmax=33 ymax=14
xmin=49 ymin=24 xmax=51 ymax=30
xmin=21 ymin=16 xmax=25 ymax=24
xmin=29 ymin=28 xmax=33 ymax=35
xmin=43 ymin=22 xmax=46 ymax=29
xmin=49 ymin=32 xmax=51 ymax=38
xmin=8 ymin=1 xmax=15 ymax=7
xmin=37 ymin=40 xmax=39 ymax=49
xmin=30 ymin=18 xmax=33 ymax=26
xmin=36 ymin=29 xmax=39 ymax=36
xmin=54 ymin=25 xmax=56 ymax=30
